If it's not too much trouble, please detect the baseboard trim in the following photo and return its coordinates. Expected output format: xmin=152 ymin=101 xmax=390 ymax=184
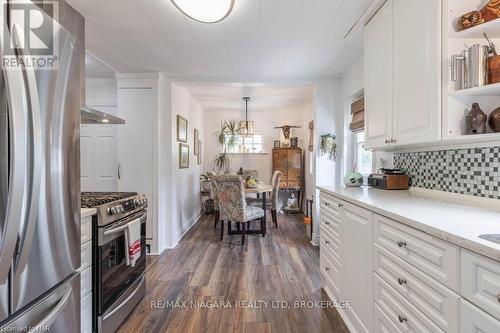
xmin=311 ymin=233 xmax=320 ymax=246
xmin=177 ymin=208 xmax=203 ymax=241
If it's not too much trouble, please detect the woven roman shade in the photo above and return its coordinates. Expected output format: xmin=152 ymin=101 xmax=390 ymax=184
xmin=349 ymin=96 xmax=364 ymax=133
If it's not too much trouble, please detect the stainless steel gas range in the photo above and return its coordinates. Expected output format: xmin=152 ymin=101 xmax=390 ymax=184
xmin=81 ymin=192 xmax=147 ymax=333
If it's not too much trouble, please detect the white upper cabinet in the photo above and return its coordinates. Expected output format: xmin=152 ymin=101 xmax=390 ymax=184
xmin=365 ymin=0 xmax=393 ymax=149
xmin=392 ymin=0 xmax=441 ymax=146
xmin=365 ymin=0 xmax=441 ymax=149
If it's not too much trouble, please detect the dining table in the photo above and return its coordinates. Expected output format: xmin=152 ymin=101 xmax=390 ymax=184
xmin=227 ymin=183 xmax=273 ymax=237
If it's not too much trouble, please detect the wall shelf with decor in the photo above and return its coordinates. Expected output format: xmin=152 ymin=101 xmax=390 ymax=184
xmin=450 ymin=17 xmax=500 ymax=39
xmin=448 ymin=82 xmax=500 ymax=97
xmin=442 ymin=0 xmax=500 ymax=142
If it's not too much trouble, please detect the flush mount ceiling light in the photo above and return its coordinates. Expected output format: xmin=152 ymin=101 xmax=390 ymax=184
xmin=170 ymin=0 xmax=235 ymax=23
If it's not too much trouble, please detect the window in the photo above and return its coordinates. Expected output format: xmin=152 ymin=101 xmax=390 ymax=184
xmin=356 ymin=132 xmax=373 ymax=176
xmin=224 ymin=134 xmax=264 ymax=154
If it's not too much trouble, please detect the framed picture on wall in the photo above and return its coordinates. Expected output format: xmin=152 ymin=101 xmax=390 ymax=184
xmin=177 ymin=115 xmax=188 ymax=142
xmin=179 ymin=143 xmax=189 ymax=169
xmin=194 ymin=129 xmax=199 ymax=155
xmin=197 ymin=140 xmax=202 ymax=165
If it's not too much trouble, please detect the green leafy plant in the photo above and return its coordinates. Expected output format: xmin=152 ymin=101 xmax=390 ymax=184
xmin=320 ymin=134 xmax=337 ymax=161
xmin=212 ymin=151 xmax=232 ymax=175
xmin=213 ymin=120 xmax=240 ymax=149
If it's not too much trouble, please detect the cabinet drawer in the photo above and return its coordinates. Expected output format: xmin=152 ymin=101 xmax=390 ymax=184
xmin=374 ymin=274 xmax=444 ymax=332
xmin=374 ymin=214 xmax=459 ymax=291
xmin=321 ymin=250 xmax=341 ymax=299
xmin=461 ymin=298 xmax=500 ymax=333
xmin=461 ymin=249 xmax=500 ymax=321
xmin=374 ymin=303 xmax=402 ymax=333
xmin=81 ymin=216 xmax=92 ymax=245
xmin=374 ymin=244 xmax=460 ymax=332
xmin=319 ymin=193 xmax=342 ymax=219
xmin=81 ymin=291 xmax=92 ymax=333
xmin=80 ymin=241 xmax=92 ymax=271
xmin=320 ymin=225 xmax=341 ymax=263
xmin=320 ymin=209 xmax=342 ymax=241
xmin=80 ymin=266 xmax=92 ymax=298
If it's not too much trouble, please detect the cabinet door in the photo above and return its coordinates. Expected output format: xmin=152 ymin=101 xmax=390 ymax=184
xmin=273 ymin=149 xmax=288 ymax=187
xmin=80 ymin=107 xmax=118 ymax=192
xmin=341 ymin=201 xmax=373 ymax=331
xmin=461 ymin=299 xmax=500 ymax=333
xmin=392 ymin=0 xmax=441 ymax=146
xmin=117 ymin=88 xmax=154 ymax=225
xmin=287 ymin=149 xmax=302 ymax=188
xmin=364 ymin=0 xmax=393 ymax=149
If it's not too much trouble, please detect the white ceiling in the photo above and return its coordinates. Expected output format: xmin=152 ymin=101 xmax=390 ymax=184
xmin=182 ymin=83 xmax=314 ymax=111
xmin=85 ymin=53 xmax=115 ymax=78
xmin=67 ymin=0 xmax=371 ymax=80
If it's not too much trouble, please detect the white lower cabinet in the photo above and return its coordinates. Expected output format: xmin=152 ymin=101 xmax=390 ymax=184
xmin=319 ymin=193 xmax=373 ymax=332
xmin=319 ymin=190 xmax=500 ymax=333
xmin=461 ymin=299 xmax=500 ymax=333
xmin=81 ymin=292 xmax=93 ymax=333
xmin=80 ymin=213 xmax=94 ymax=333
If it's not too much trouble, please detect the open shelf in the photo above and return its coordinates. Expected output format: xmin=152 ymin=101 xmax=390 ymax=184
xmin=443 ymin=132 xmax=500 ymax=144
xmin=450 ymin=18 xmax=500 ymax=39
xmin=449 ymin=82 xmax=500 ymax=97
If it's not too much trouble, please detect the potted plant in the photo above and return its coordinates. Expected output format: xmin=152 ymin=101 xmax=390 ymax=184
xmin=200 ymin=174 xmax=212 ymax=192
xmin=214 ymin=120 xmax=240 ymax=149
xmin=320 ymin=134 xmax=337 ymax=161
xmin=212 ymin=150 xmax=231 ymax=175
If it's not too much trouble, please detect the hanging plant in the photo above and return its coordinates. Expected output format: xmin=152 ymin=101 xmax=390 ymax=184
xmin=320 ymin=134 xmax=337 ymax=161
xmin=213 ymin=120 xmax=240 ymax=149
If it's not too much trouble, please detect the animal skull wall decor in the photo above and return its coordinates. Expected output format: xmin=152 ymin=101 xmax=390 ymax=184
xmin=274 ymin=125 xmax=301 ymax=140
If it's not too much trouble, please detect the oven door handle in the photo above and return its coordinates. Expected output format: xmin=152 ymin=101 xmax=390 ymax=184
xmin=103 ymin=212 xmax=147 ymax=236
xmin=102 ymin=275 xmax=145 ymax=321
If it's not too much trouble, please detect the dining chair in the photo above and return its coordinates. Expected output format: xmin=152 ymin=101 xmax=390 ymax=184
xmin=215 ymin=175 xmax=265 ymax=245
xmin=207 ymin=172 xmax=220 ymax=228
xmin=248 ymin=170 xmax=282 ymax=228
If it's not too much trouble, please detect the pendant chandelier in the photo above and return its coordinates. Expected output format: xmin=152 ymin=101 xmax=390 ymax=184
xmin=170 ymin=0 xmax=235 ymax=24
xmin=239 ymin=97 xmax=254 ymax=135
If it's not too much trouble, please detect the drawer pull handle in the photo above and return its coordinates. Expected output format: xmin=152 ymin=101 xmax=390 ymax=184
xmin=338 ymin=203 xmax=343 ymax=208
xmin=325 ymin=267 xmax=330 ymax=271
xmin=397 ymin=241 xmax=407 ymax=248
xmin=397 ymin=277 xmax=407 ymax=285
xmin=497 ymin=294 xmax=500 ymax=303
xmin=325 ymin=240 xmax=330 ymax=245
xmin=325 ymin=222 xmax=330 ymax=226
xmin=398 ymin=315 xmax=407 ymax=323
xmin=324 ymin=202 xmax=330 ymax=206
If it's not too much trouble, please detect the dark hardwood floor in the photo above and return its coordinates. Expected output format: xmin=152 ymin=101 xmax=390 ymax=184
xmin=118 ymin=213 xmax=349 ymax=333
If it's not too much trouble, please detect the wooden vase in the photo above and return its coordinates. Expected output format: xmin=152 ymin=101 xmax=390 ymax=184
xmin=481 ymin=0 xmax=500 ymax=23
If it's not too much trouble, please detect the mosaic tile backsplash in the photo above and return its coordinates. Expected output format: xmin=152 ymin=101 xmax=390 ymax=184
xmin=394 ymin=147 xmax=500 ymax=199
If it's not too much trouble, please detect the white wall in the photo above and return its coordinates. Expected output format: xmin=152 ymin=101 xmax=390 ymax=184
xmin=202 ymin=105 xmax=312 ymax=210
xmin=169 ymin=83 xmax=205 ymax=248
xmin=202 ymin=107 xmax=306 ymax=181
xmin=339 ymin=57 xmax=394 ymax=176
xmin=312 ymin=79 xmax=343 ymax=245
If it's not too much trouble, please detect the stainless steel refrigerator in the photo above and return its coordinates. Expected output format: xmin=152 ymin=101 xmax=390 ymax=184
xmin=0 ymin=1 xmax=81 ymax=331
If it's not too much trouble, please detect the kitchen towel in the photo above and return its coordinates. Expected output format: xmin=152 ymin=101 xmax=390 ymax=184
xmin=124 ymin=218 xmax=141 ymax=267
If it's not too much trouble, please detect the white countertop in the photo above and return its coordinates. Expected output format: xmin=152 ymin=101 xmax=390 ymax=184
xmin=81 ymin=208 xmax=96 ymax=219
xmin=318 ymin=186 xmax=500 ymax=262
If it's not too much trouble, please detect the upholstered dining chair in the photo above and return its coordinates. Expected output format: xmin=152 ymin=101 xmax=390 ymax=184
xmin=215 ymin=175 xmax=265 ymax=245
xmin=248 ymin=170 xmax=282 ymax=227
xmin=242 ymin=169 xmax=259 ymax=180
xmin=207 ymin=172 xmax=220 ymax=228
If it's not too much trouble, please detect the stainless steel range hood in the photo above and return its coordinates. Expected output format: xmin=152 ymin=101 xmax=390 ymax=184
xmin=81 ymin=106 xmax=125 ymax=124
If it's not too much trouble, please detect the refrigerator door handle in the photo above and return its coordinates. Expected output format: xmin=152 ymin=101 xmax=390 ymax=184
xmin=11 ymin=23 xmax=43 ymax=276
xmin=0 ymin=22 xmax=29 ymax=284
xmin=29 ymin=287 xmax=73 ymax=332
